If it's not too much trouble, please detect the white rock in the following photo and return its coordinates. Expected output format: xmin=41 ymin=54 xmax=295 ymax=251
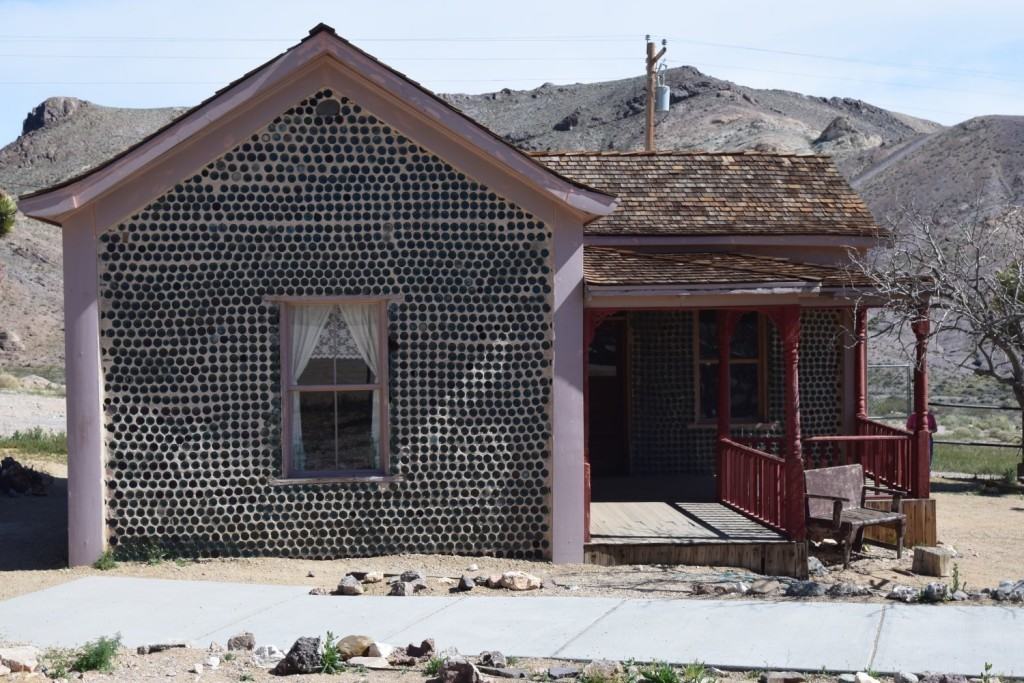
xmin=205 ymin=655 xmax=220 ymax=670
xmin=500 ymin=570 xmax=543 ymax=591
xmin=0 ymin=665 xmax=10 ymax=676
xmin=466 ymin=563 xmax=479 ymax=571
xmin=0 ymin=645 xmax=41 ymax=673
xmin=368 ymin=642 xmax=396 ymax=659
xmin=207 ymin=641 xmax=225 ymax=653
xmin=252 ymin=644 xmax=286 ymax=667
xmin=348 ymin=656 xmax=391 ymax=669
xmin=839 ymin=674 xmax=857 ymax=683
xmin=436 ymin=577 xmax=457 ymax=585
xmin=895 ymin=672 xmax=919 ymax=683
xmin=362 ymin=571 xmax=384 ymax=584
xmin=190 ymin=662 xmax=204 ymax=674
xmin=338 ymin=574 xmax=365 ymax=596
xmin=855 ymin=672 xmax=880 ymax=683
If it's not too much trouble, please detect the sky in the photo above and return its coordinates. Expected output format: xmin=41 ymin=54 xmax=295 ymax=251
xmin=0 ymin=0 xmax=1022 ymax=146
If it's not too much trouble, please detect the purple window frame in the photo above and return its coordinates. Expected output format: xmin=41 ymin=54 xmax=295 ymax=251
xmin=271 ymin=295 xmax=393 ymax=483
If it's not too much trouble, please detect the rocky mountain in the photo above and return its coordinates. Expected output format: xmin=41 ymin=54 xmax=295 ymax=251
xmin=1 ymin=67 xmax=1023 ymax=372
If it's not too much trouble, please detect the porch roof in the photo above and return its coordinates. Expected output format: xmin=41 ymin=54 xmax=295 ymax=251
xmin=583 ymin=246 xmax=875 ymax=289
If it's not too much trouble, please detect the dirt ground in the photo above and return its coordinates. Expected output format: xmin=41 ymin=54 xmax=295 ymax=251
xmin=1 ymin=456 xmax=1022 ymax=605
xmin=0 ymin=391 xmax=66 ymax=437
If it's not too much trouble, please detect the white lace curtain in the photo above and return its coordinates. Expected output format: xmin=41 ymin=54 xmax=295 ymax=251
xmin=289 ymin=303 xmax=381 ymax=471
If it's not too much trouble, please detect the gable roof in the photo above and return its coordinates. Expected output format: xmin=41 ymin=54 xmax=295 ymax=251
xmin=533 ymin=151 xmax=881 ymax=238
xmin=584 ymin=246 xmax=874 ymax=289
xmin=19 ymin=24 xmax=617 ymax=226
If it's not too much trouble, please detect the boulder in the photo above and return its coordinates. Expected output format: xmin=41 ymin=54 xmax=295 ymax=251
xmin=887 ymin=585 xmax=920 ymax=603
xmin=348 ymin=656 xmax=391 ymax=669
xmin=500 ymin=571 xmax=542 ymax=591
xmin=486 ymin=574 xmax=505 ymax=589
xmin=950 ymin=590 xmax=968 ymax=601
xmin=807 ymin=556 xmax=829 ymax=576
xmin=400 ymin=569 xmax=426 ymax=583
xmin=390 ymin=581 xmax=415 ymax=596
xmin=759 ymin=672 xmax=806 ymax=683
xmin=271 ymin=637 xmax=321 ymax=676
xmin=338 ymin=575 xmax=365 ymax=596
xmin=839 ymin=674 xmax=858 ymax=683
xmin=896 ymin=672 xmax=920 ymax=683
xmin=227 ymin=632 xmax=256 ymax=651
xmin=337 ymin=634 xmax=374 ymax=659
xmin=827 ymin=582 xmax=872 ymax=598
xmin=437 ymin=656 xmax=482 ymax=683
xmin=457 ymin=575 xmax=475 ymax=592
xmin=582 ymin=660 xmax=624 ymax=681
xmin=479 ymin=651 xmax=508 ymax=668
xmin=920 ymin=675 xmax=970 ymax=683
xmin=473 ymin=575 xmax=490 ymax=586
xmin=750 ymin=579 xmax=782 ymax=596
xmin=714 ymin=581 xmax=750 ymax=595
xmin=252 ymin=644 xmax=286 ymax=668
xmin=362 ymin=571 xmax=384 ymax=583
xmin=406 ymin=639 xmax=436 ymax=658
xmin=785 ymin=581 xmax=827 ymax=597
xmin=368 ymin=642 xmax=396 ymax=658
xmin=992 ymin=580 xmax=1024 ymax=602
xmin=855 ymin=672 xmax=881 ymax=683
xmin=0 ymin=645 xmax=41 ymax=673
xmin=0 ymin=665 xmax=9 ymax=676
xmin=921 ymin=582 xmax=948 ymax=603
xmin=205 ymin=655 xmax=220 ymax=670
xmin=548 ymin=665 xmax=582 ymax=679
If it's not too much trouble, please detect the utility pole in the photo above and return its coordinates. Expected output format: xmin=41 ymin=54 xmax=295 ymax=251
xmin=645 ymin=35 xmax=667 ymax=152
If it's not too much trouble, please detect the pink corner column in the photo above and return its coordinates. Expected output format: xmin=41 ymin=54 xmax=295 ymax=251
xmin=62 ymin=208 xmax=107 ymax=566
xmin=551 ymin=209 xmax=586 ymax=564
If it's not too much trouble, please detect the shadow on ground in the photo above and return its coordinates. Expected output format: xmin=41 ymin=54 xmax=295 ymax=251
xmin=0 ymin=472 xmax=67 ymax=570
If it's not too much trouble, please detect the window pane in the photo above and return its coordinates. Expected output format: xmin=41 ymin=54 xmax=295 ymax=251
xmin=588 ymin=321 xmax=620 ymax=377
xmin=291 ymin=390 xmax=380 ymax=473
xmin=292 ymin=305 xmax=377 ymax=386
xmin=732 ymin=313 xmax=760 ymax=359
xmin=699 ymin=362 xmax=761 ymax=421
xmin=698 ymin=310 xmax=718 ymax=360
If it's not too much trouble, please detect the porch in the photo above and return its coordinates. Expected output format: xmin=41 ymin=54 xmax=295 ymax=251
xmin=581 ymin=248 xmax=934 ymax=573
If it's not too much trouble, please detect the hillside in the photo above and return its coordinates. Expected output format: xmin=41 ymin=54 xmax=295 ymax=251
xmin=1 ymin=67 xmax=1023 ymax=373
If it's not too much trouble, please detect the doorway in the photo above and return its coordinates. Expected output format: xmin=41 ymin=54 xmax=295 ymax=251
xmin=587 ymin=316 xmax=629 ymax=477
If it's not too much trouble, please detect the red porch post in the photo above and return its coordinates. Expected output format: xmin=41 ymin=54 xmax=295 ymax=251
xmin=775 ymin=306 xmax=806 ymax=541
xmin=912 ymin=306 xmax=931 ymax=498
xmin=854 ymin=306 xmax=868 ymax=419
xmin=716 ymin=311 xmax=737 ymax=501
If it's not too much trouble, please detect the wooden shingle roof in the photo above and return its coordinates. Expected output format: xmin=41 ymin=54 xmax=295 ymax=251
xmin=584 ymin=247 xmax=874 ymax=288
xmin=533 ymin=151 xmax=880 ymax=237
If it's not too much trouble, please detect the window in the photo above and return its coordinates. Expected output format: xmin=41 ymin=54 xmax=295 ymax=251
xmin=696 ymin=311 xmax=765 ymax=422
xmin=279 ymin=299 xmax=389 ymax=479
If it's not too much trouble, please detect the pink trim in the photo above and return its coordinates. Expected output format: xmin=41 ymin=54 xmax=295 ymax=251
xmin=551 ymin=207 xmax=586 ymax=563
xmin=63 ymin=208 xmax=107 ymax=566
xmin=20 ymin=31 xmax=616 ymax=225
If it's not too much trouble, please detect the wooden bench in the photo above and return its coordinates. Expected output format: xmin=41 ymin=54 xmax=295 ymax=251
xmin=804 ymin=464 xmax=906 ymax=567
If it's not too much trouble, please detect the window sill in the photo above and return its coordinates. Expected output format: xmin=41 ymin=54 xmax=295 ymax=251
xmin=271 ymin=474 xmax=405 ymax=486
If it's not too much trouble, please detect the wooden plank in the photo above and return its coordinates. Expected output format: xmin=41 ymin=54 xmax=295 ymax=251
xmin=584 ymin=540 xmax=808 ymax=579
xmin=912 ymin=546 xmax=953 ymax=577
xmin=863 ymin=498 xmax=937 ymax=547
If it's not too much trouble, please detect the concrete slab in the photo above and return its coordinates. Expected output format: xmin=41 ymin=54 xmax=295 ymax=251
xmin=0 ymin=576 xmax=307 ymax=648
xmin=385 ymin=596 xmax=624 ymax=658
xmin=556 ymin=599 xmax=884 ymax=672
xmin=872 ymin=603 xmax=1024 ymax=677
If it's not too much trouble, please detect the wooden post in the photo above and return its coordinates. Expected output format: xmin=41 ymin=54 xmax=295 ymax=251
xmin=644 ymin=36 xmax=667 ymax=152
xmin=716 ymin=311 xmax=737 ymax=501
xmin=912 ymin=306 xmax=931 ymax=499
xmin=854 ymin=306 xmax=868 ymax=419
xmin=776 ymin=306 xmax=806 ymax=541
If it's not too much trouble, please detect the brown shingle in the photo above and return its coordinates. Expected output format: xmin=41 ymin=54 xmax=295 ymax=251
xmin=534 ymin=151 xmax=881 ymax=237
xmin=584 ymin=246 xmax=874 ymax=288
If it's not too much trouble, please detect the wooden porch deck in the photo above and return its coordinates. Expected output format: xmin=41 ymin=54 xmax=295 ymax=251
xmin=584 ymin=502 xmax=808 ymax=577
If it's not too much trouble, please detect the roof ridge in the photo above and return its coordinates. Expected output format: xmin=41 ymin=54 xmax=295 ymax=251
xmin=529 ymin=150 xmax=830 ymax=159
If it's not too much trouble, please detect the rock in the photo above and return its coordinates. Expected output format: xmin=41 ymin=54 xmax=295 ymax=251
xmin=479 ymin=665 xmax=529 ymax=678
xmin=827 ymin=582 xmax=872 ymax=598
xmin=252 ymin=644 xmax=286 ymax=668
xmin=500 ymin=570 xmax=542 ymax=591
xmin=227 ymin=632 xmax=256 ymax=651
xmin=0 ymin=665 xmax=9 ymax=676
xmin=582 ymin=660 xmax=623 ymax=681
xmin=458 ymin=575 xmax=475 ymax=592
xmin=307 ymin=570 xmax=315 ymax=578
xmin=368 ymin=642 xmax=396 ymax=658
xmin=785 ymin=581 xmax=827 ymax=597
xmin=759 ymin=672 xmax=806 ymax=683
xmin=137 ymin=643 xmax=187 ymax=655
xmin=839 ymin=674 xmax=858 ymax=683
xmin=466 ymin=563 xmax=479 ymax=571
xmin=390 ymin=581 xmax=415 ymax=596
xmin=412 ymin=578 xmax=430 ymax=592
xmin=338 ymin=574 xmax=365 ymax=596
xmin=22 ymin=97 xmax=86 ymax=134
xmin=205 ymin=656 xmax=220 ymax=670
xmin=362 ymin=571 xmax=384 ymax=584
xmin=208 ymin=641 xmax=225 ymax=653
xmin=855 ymin=672 xmax=881 ymax=683
xmin=190 ymin=662 xmax=204 ymax=674
xmin=348 ymin=656 xmax=391 ymax=669
xmin=0 ymin=645 xmax=41 ymax=673
xmin=951 ymin=590 xmax=969 ymax=601
xmin=400 ymin=569 xmax=426 ymax=583
xmin=337 ymin=635 xmax=374 ymax=660
xmin=807 ymin=556 xmax=829 ymax=576
xmin=347 ymin=570 xmax=369 ymax=580
xmin=271 ymin=637 xmax=322 ymax=676
xmin=920 ymin=675 xmax=970 ymax=683
xmin=548 ymin=665 xmax=582 ymax=679
xmin=553 ymin=111 xmax=581 ymax=132
xmin=912 ymin=546 xmax=954 ymax=577
xmin=437 ymin=656 xmax=482 ymax=683
xmin=922 ymin=582 xmax=948 ymax=603
xmin=896 ymin=672 xmax=920 ymax=683
xmin=486 ymin=574 xmax=504 ymax=589
xmin=714 ymin=581 xmax=750 ymax=595
xmin=887 ymin=585 xmax=921 ymax=603
xmin=406 ymin=639 xmax=435 ymax=658
xmin=992 ymin=580 xmax=1024 ymax=602
xmin=750 ymin=579 xmax=782 ymax=595
xmin=479 ymin=651 xmax=508 ymax=668
xmin=473 ymin=575 xmax=490 ymax=586
xmin=308 ymin=586 xmax=330 ymax=595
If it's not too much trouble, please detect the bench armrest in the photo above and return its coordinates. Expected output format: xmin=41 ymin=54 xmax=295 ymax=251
xmin=861 ymin=485 xmax=904 ymax=511
xmin=806 ymin=493 xmax=844 ymax=529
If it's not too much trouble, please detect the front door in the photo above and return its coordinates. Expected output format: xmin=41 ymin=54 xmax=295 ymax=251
xmin=588 ymin=317 xmax=629 ymax=477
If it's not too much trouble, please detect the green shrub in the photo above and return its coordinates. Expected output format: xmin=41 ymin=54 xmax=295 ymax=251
xmin=424 ymin=656 xmax=444 ymax=676
xmin=681 ymin=662 xmax=710 ymax=683
xmin=92 ymin=550 xmax=118 ymax=571
xmin=71 ymin=634 xmax=121 ymax=673
xmin=0 ymin=427 xmax=67 ymax=456
xmin=640 ymin=661 xmax=680 ymax=683
xmin=0 ymin=191 xmax=15 ymax=238
xmin=321 ymin=631 xmax=342 ymax=674
xmin=0 ymin=373 xmax=20 ymax=390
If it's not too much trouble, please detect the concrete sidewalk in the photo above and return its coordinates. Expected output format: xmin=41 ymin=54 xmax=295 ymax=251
xmin=0 ymin=577 xmax=1020 ymax=676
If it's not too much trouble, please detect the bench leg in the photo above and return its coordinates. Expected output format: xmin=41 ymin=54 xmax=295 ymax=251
xmin=842 ymin=528 xmax=858 ymax=568
xmin=895 ymin=520 xmax=905 ymax=560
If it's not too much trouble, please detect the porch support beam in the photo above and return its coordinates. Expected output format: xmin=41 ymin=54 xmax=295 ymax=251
xmin=912 ymin=304 xmax=931 ymax=499
xmin=774 ymin=305 xmax=806 ymax=541
xmin=716 ymin=311 xmax=738 ymax=501
xmin=854 ymin=306 xmax=868 ymax=419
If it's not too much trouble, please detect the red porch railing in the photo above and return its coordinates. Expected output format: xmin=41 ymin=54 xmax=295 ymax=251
xmin=719 ymin=438 xmax=787 ymax=533
xmin=803 ymin=417 xmax=914 ymax=493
